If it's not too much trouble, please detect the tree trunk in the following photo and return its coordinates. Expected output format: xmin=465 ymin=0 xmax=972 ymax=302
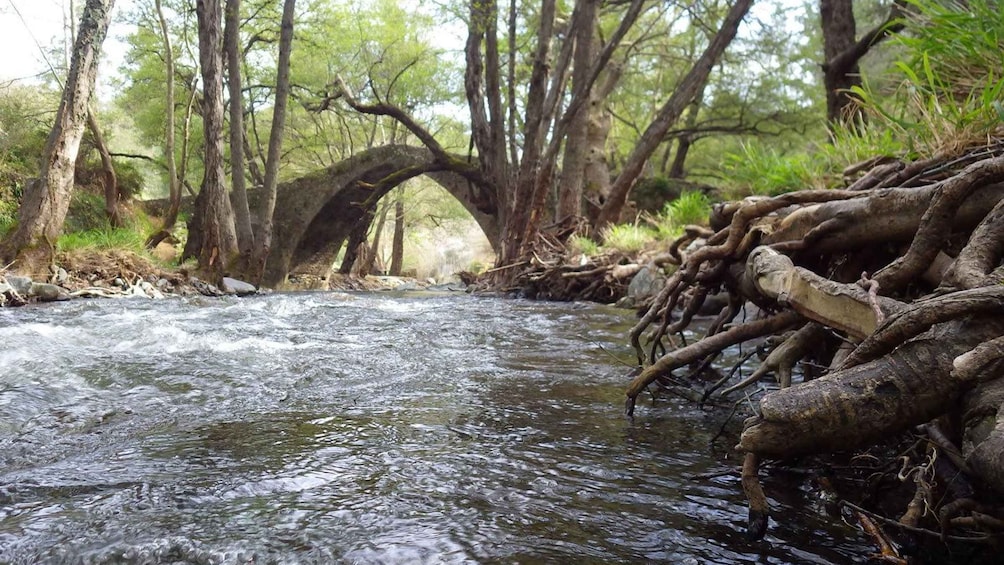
xmin=145 ymin=0 xmax=182 ymax=249
xmin=739 ymin=315 xmax=1004 ymax=458
xmin=364 ymin=199 xmax=390 ymax=275
xmin=556 ymin=0 xmax=599 ymax=221
xmin=820 ymin=0 xmax=860 ymax=126
xmin=820 ymin=0 xmax=906 ymax=128
xmin=194 ymin=0 xmax=238 ymax=282
xmin=668 ymin=86 xmax=704 ymax=178
xmin=225 ymin=0 xmax=255 ymax=263
xmin=0 ymin=0 xmax=115 ymax=276
xmin=251 ymin=0 xmax=296 ymax=283
xmin=594 ymin=0 xmax=752 ymax=233
xmin=339 ymin=211 xmax=374 ymax=275
xmin=86 ymin=107 xmax=120 ymax=228
xmin=390 ymin=191 xmax=405 ymax=276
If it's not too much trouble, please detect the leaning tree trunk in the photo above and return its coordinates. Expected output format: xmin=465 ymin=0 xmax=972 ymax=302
xmin=193 ymin=0 xmax=238 ymax=282
xmin=250 ymin=0 xmax=296 ymax=284
xmin=225 ymin=0 xmax=255 ymax=263
xmin=390 ymin=192 xmax=405 ymax=276
xmin=594 ymin=0 xmax=752 ymax=234
xmin=144 ymin=0 xmax=182 ymax=249
xmin=86 ymin=107 xmax=121 ymax=228
xmin=0 ymin=0 xmax=115 ymax=276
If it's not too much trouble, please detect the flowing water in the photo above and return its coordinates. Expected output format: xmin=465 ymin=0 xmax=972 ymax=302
xmin=0 ymin=292 xmax=874 ymax=564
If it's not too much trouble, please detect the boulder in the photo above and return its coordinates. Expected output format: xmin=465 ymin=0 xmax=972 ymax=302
xmin=221 ymin=277 xmax=257 ymax=296
xmin=29 ymin=282 xmax=70 ymax=302
xmin=5 ymin=275 xmax=33 ymax=296
xmin=627 ymin=264 xmax=667 ymax=304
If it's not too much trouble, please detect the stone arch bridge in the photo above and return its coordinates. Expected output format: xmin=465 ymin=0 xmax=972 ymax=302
xmin=262 ymin=144 xmax=498 ymax=286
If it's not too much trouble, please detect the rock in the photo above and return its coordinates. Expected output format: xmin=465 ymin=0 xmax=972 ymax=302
xmin=29 ymin=282 xmax=70 ymax=302
xmin=5 ymin=275 xmax=33 ymax=296
xmin=221 ymin=277 xmax=257 ymax=296
xmin=190 ymin=277 xmax=223 ymax=297
xmin=395 ymin=281 xmax=419 ymax=291
xmin=627 ymin=264 xmax=666 ymax=303
xmin=53 ymin=267 xmax=68 ymax=284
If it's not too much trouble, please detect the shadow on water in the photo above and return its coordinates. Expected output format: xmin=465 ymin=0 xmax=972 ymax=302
xmin=0 ymin=293 xmax=922 ymax=563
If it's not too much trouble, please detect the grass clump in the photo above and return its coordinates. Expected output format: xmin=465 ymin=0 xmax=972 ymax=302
xmin=568 ymin=235 xmax=600 ymax=257
xmin=58 ymin=227 xmax=148 ymax=254
xmin=851 ymin=0 xmax=1004 ymax=154
xmin=649 ymin=191 xmax=713 ymax=239
xmin=599 ymin=223 xmax=656 ymax=254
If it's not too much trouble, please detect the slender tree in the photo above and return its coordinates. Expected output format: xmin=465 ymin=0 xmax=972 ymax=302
xmin=821 ymin=0 xmax=906 ymax=127
xmin=390 ymin=188 xmax=405 ymax=276
xmin=225 ymin=0 xmax=255 ymax=261
xmin=145 ymin=0 xmax=184 ymax=248
xmin=250 ymin=0 xmax=297 ymax=283
xmin=594 ymin=0 xmax=754 ymax=232
xmin=191 ymin=0 xmax=239 ymax=280
xmin=0 ymin=0 xmax=116 ymax=276
xmin=86 ymin=107 xmax=121 ymax=227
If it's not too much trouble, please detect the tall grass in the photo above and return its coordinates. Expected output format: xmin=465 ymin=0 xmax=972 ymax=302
xmin=58 ymin=227 xmax=148 ymax=253
xmin=851 ymin=0 xmax=1004 ymax=154
xmin=651 ymin=191 xmax=713 ymax=238
xmin=599 ymin=223 xmax=656 ymax=254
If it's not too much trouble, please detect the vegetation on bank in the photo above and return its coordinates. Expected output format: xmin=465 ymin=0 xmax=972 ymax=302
xmin=2 ymin=0 xmax=1004 ymax=560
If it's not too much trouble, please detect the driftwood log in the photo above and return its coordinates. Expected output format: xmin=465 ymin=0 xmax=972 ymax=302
xmin=626 ymin=140 xmax=1004 ymax=549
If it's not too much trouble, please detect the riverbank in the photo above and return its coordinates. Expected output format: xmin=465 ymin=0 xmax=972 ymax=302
xmin=1 ymin=248 xmax=470 ymax=307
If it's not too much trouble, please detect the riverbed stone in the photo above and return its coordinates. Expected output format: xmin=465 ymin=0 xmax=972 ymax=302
xmin=5 ymin=275 xmax=33 ymax=296
xmin=627 ymin=264 xmax=666 ymax=303
xmin=29 ymin=282 xmax=70 ymax=302
xmin=222 ymin=277 xmax=257 ymax=296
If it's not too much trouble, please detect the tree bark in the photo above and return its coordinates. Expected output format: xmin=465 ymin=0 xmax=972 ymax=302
xmin=739 ymin=315 xmax=1004 ymax=458
xmin=145 ymin=0 xmax=182 ymax=249
xmin=194 ymin=0 xmax=239 ymax=281
xmin=225 ymin=0 xmax=255 ymax=262
xmin=594 ymin=0 xmax=752 ymax=233
xmin=250 ymin=0 xmax=296 ymax=283
xmin=0 ymin=0 xmax=115 ymax=276
xmin=820 ymin=0 xmax=860 ymax=125
xmin=821 ymin=0 xmax=906 ymax=128
xmin=86 ymin=107 xmax=120 ymax=228
xmin=556 ymin=0 xmax=599 ymax=221
xmin=390 ymin=190 xmax=405 ymax=276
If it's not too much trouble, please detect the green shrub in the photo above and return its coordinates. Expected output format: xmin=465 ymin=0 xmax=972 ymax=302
xmin=850 ymin=0 xmax=1004 ymax=153
xmin=568 ymin=235 xmax=600 ymax=257
xmin=721 ymin=144 xmax=830 ymax=198
xmin=664 ymin=191 xmax=711 ymax=227
xmin=58 ymin=227 xmax=147 ymax=254
xmin=599 ymin=223 xmax=656 ymax=254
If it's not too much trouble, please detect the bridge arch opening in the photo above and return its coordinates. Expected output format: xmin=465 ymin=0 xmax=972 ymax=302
xmin=263 ymin=145 xmax=499 ymax=286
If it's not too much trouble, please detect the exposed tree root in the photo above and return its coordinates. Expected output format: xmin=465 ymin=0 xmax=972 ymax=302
xmin=625 ymin=137 xmax=1004 ymax=550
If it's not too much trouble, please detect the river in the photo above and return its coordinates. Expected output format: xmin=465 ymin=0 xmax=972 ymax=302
xmin=0 ymin=292 xmax=872 ymax=564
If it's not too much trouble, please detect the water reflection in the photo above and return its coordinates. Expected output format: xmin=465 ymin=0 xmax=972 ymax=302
xmin=0 ymin=293 xmax=873 ymax=563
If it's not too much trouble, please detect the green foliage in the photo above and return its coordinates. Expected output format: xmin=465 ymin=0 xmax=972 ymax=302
xmin=665 ymin=191 xmax=711 ymax=227
xmin=850 ymin=0 xmax=1004 ymax=153
xmin=58 ymin=227 xmax=148 ymax=254
xmin=720 ymin=126 xmax=910 ymax=198
xmin=645 ymin=191 xmax=713 ymax=240
xmin=599 ymin=223 xmax=656 ymax=254
xmin=721 ymin=144 xmax=830 ymax=198
xmin=115 ymin=159 xmax=147 ymax=199
xmin=65 ymin=192 xmax=111 ymax=234
xmin=568 ymin=235 xmax=600 ymax=257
